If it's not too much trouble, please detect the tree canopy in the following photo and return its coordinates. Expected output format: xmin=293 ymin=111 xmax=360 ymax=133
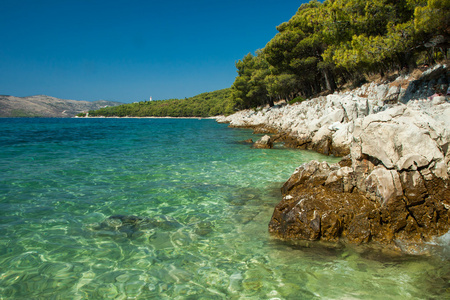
xmin=231 ymin=0 xmax=449 ymax=109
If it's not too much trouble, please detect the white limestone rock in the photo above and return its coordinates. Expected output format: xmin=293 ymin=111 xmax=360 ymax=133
xmin=365 ymin=167 xmax=403 ymax=204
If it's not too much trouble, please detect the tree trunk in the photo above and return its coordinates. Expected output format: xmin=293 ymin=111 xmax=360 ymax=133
xmin=322 ymin=68 xmax=337 ymax=92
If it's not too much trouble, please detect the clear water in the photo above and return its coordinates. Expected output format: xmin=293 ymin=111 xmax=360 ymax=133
xmin=0 ymin=118 xmax=449 ymax=299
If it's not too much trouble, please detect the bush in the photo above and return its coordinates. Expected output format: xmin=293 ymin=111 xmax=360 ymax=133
xmin=289 ymin=96 xmax=306 ymax=105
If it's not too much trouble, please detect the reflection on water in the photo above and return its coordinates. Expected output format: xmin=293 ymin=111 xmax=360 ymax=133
xmin=0 ymin=118 xmax=449 ymax=299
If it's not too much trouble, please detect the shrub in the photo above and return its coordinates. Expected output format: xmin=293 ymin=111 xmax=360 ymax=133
xmin=289 ymin=96 xmax=306 ymax=105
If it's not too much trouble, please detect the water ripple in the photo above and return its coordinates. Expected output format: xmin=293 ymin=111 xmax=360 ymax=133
xmin=0 ymin=118 xmax=448 ymax=299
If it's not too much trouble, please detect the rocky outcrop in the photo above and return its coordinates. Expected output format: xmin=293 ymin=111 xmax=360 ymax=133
xmin=271 ymin=101 xmax=450 ymax=251
xmin=217 ymin=64 xmax=449 ymax=157
xmin=253 ymin=135 xmax=273 ymax=149
xmin=269 ymin=154 xmax=449 ymax=251
xmin=269 ymin=159 xmax=379 ymax=244
xmin=218 ymin=64 xmax=450 ymax=252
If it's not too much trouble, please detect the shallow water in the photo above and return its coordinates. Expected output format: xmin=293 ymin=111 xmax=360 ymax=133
xmin=0 ymin=118 xmax=449 ymax=299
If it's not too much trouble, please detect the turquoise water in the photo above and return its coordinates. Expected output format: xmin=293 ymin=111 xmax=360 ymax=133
xmin=0 ymin=118 xmax=449 ymax=299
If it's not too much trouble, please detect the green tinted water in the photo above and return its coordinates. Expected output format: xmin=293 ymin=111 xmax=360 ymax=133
xmin=0 ymin=118 xmax=448 ymax=299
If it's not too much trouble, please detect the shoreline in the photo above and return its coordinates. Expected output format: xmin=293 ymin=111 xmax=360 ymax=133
xmin=217 ymin=63 xmax=450 ymax=254
xmin=74 ymin=116 xmax=215 ymax=120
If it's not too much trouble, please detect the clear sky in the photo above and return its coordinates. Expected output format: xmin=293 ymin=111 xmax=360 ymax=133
xmin=0 ymin=0 xmax=306 ymax=103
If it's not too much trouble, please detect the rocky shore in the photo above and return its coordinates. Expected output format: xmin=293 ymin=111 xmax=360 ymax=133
xmin=217 ymin=64 xmax=450 ymax=253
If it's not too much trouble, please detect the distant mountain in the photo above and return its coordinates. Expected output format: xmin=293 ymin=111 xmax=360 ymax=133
xmin=0 ymin=95 xmax=123 ymax=118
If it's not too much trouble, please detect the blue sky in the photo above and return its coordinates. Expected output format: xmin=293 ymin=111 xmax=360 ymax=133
xmin=0 ymin=0 xmax=306 ymax=103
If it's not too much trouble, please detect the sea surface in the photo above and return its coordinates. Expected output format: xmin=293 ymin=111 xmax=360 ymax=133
xmin=0 ymin=118 xmax=449 ymax=299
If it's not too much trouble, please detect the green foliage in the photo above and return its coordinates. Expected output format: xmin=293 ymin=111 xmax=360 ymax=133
xmin=414 ymin=0 xmax=450 ymax=34
xmin=320 ymin=0 xmax=446 ymax=71
xmin=230 ymin=51 xmax=273 ymax=109
xmin=289 ymin=96 xmax=306 ymax=105
xmin=265 ymin=73 xmax=300 ymax=101
xmin=231 ymin=0 xmax=449 ymax=110
xmin=87 ymin=89 xmax=233 ymax=118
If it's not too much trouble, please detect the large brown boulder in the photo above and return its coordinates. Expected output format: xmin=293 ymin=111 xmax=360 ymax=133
xmin=269 ymin=160 xmax=450 ymax=250
xmin=270 ymin=160 xmax=378 ymax=244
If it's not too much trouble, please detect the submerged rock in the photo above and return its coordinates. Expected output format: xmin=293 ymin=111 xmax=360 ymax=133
xmin=240 ymin=138 xmax=253 ymax=144
xmin=96 ymin=215 xmax=147 ymax=237
xmin=92 ymin=214 xmax=183 ymax=238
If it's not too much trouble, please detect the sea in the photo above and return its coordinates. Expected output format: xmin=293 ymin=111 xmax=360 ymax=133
xmin=0 ymin=117 xmax=449 ymax=299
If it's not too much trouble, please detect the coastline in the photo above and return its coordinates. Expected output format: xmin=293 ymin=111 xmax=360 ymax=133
xmin=216 ymin=64 xmax=450 ymax=254
xmin=75 ymin=116 xmax=212 ymax=119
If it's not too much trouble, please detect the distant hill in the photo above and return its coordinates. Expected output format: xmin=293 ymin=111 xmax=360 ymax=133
xmin=87 ymin=88 xmax=234 ymax=118
xmin=0 ymin=95 xmax=123 ymax=118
